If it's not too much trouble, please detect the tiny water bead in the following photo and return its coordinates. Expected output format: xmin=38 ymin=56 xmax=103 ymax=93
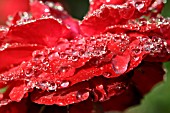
xmin=35 ymin=81 xmax=58 ymax=91
xmin=114 ymin=82 xmax=127 ymax=93
xmin=135 ymin=2 xmax=145 ymax=11
xmin=76 ymin=90 xmax=89 ymax=101
xmin=143 ymin=37 xmax=168 ymax=54
xmin=15 ymin=12 xmax=33 ymax=25
xmin=24 ymin=68 xmax=34 ymax=77
xmin=0 ymin=43 xmax=10 ymax=51
xmin=60 ymin=81 xmax=70 ymax=88
xmin=32 ymin=50 xmax=46 ymax=61
xmin=103 ymin=72 xmax=112 ymax=78
xmin=132 ymin=48 xmax=141 ymax=54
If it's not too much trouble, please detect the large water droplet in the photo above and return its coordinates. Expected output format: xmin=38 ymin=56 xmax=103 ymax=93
xmin=111 ymin=55 xmax=130 ymax=74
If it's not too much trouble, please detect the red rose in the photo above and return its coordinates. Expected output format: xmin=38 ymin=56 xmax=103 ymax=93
xmin=0 ymin=0 xmax=170 ymax=112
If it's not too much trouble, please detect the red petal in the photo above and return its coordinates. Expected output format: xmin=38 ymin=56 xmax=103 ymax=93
xmin=9 ymin=81 xmax=28 ymax=102
xmin=30 ymin=1 xmax=50 ymax=18
xmin=132 ymin=62 xmax=164 ymax=95
xmin=0 ymin=43 xmax=43 ymax=72
xmin=31 ymin=82 xmax=90 ymax=106
xmin=80 ymin=4 xmax=128 ymax=36
xmin=30 ymin=1 xmax=80 ymax=34
xmin=0 ymin=100 xmax=28 ymax=113
xmin=69 ymin=100 xmax=93 ymax=113
xmin=81 ymin=0 xmax=165 ymax=36
xmin=101 ymin=84 xmax=142 ymax=111
xmin=89 ymin=0 xmax=125 ymax=13
xmin=6 ymin=18 xmax=73 ymax=47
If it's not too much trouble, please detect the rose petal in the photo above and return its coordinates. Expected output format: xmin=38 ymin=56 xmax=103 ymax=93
xmin=132 ymin=62 xmax=164 ymax=95
xmin=101 ymin=84 xmax=142 ymax=111
xmin=89 ymin=0 xmax=126 ymax=13
xmin=0 ymin=43 xmax=43 ymax=72
xmin=31 ymin=81 xmax=90 ymax=106
xmin=30 ymin=1 xmax=50 ymax=18
xmin=6 ymin=18 xmax=73 ymax=47
xmin=30 ymin=1 xmax=80 ymax=34
xmin=9 ymin=81 xmax=28 ymax=102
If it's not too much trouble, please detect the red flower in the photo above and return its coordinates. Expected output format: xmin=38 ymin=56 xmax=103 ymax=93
xmin=0 ymin=0 xmax=170 ymax=112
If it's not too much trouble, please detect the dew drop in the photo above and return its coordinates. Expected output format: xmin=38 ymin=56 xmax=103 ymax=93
xmin=59 ymin=67 xmax=68 ymax=73
xmin=59 ymin=53 xmax=68 ymax=59
xmin=111 ymin=55 xmax=130 ymax=74
xmin=48 ymin=83 xmax=57 ymax=91
xmin=32 ymin=51 xmax=45 ymax=61
xmin=60 ymin=81 xmax=70 ymax=88
xmin=71 ymin=56 xmax=79 ymax=61
xmin=132 ymin=48 xmax=141 ymax=54
xmin=103 ymin=72 xmax=112 ymax=78
xmin=0 ymin=43 xmax=10 ymax=51
xmin=114 ymin=82 xmax=127 ymax=92
xmin=133 ymin=55 xmax=140 ymax=61
xmin=25 ymin=68 xmax=34 ymax=77
xmin=37 ymin=81 xmax=49 ymax=90
xmin=76 ymin=90 xmax=89 ymax=100
xmin=135 ymin=2 xmax=144 ymax=11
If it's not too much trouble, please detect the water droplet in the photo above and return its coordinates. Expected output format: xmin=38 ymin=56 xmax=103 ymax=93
xmin=135 ymin=2 xmax=144 ymax=11
xmin=25 ymin=68 xmax=34 ymax=77
xmin=59 ymin=67 xmax=68 ymax=73
xmin=71 ymin=56 xmax=79 ymax=61
xmin=132 ymin=48 xmax=141 ymax=54
xmin=59 ymin=53 xmax=68 ymax=59
xmin=114 ymin=82 xmax=127 ymax=92
xmin=91 ymin=39 xmax=97 ymax=44
xmin=48 ymin=82 xmax=57 ymax=91
xmin=133 ymin=56 xmax=140 ymax=61
xmin=32 ymin=50 xmax=45 ymax=61
xmin=103 ymin=72 xmax=112 ymax=78
xmin=76 ymin=90 xmax=89 ymax=100
xmin=36 ymin=81 xmax=50 ymax=90
xmin=0 ymin=43 xmax=10 ymax=51
xmin=111 ymin=55 xmax=130 ymax=74
xmin=60 ymin=81 xmax=70 ymax=88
